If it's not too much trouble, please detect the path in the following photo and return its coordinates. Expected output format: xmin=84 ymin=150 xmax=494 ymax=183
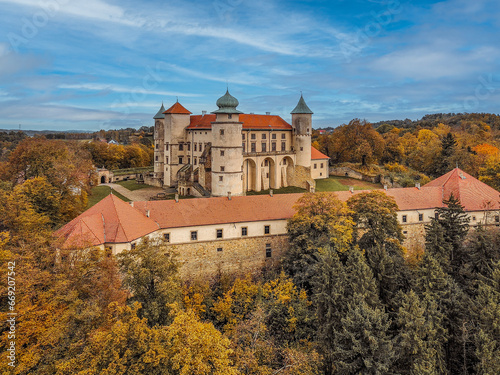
xmin=103 ymin=183 xmax=166 ymax=201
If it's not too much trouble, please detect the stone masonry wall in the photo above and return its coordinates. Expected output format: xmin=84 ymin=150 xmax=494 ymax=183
xmin=291 ymin=165 xmax=314 ymax=190
xmin=401 ymin=223 xmax=426 ymax=255
xmin=170 ymin=234 xmax=289 ymax=279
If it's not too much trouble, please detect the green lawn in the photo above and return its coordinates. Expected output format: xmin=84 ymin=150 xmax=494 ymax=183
xmin=246 ymin=186 xmax=307 ymax=196
xmin=315 ymin=176 xmax=380 ymax=192
xmin=87 ymin=186 xmax=130 ymax=208
xmin=116 ymin=180 xmax=155 ymax=191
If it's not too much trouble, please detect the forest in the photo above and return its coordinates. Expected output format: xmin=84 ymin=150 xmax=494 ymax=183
xmin=313 ymin=113 xmax=500 ymax=189
xmin=0 ymin=113 xmax=500 ymax=374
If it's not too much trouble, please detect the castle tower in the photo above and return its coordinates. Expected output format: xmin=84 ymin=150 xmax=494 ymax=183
xmin=153 ymin=103 xmax=165 ymax=180
xmin=291 ymin=94 xmax=313 ymax=168
xmin=163 ymin=101 xmax=192 ymax=187
xmin=210 ymin=90 xmax=244 ymax=197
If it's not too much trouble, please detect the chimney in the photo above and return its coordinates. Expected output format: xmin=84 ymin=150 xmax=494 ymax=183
xmin=266 ymin=112 xmax=271 ymax=115
xmin=384 ymin=185 xmax=388 ymax=190
xmin=270 ymin=189 xmax=273 ymax=197
xmin=146 ymin=210 xmax=150 ymax=217
xmin=202 ymin=110 xmax=207 ymax=115
xmin=349 ymin=186 xmax=354 ymax=193
xmin=129 ymin=201 xmax=134 ymax=207
xmin=228 ymin=192 xmax=231 ymax=200
xmin=415 ymin=183 xmax=421 ymax=190
xmin=175 ymin=194 xmax=179 ymax=202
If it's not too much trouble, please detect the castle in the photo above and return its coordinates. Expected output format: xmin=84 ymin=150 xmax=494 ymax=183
xmin=57 ymin=168 xmax=500 ymax=278
xmin=150 ymin=91 xmax=329 ymax=196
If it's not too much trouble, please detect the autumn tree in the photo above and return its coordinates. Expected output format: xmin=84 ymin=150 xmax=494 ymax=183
xmin=283 ymin=192 xmax=354 ymax=290
xmin=118 ymin=238 xmax=181 ymax=327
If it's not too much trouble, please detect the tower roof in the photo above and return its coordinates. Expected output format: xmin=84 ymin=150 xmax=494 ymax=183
xmin=164 ymin=101 xmax=192 ymax=115
xmin=212 ymin=89 xmax=243 ymax=114
xmin=153 ymin=103 xmax=166 ymax=119
xmin=291 ymin=94 xmax=313 ymax=114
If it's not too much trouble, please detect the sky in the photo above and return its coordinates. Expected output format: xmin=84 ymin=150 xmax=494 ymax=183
xmin=0 ymin=0 xmax=499 ymax=131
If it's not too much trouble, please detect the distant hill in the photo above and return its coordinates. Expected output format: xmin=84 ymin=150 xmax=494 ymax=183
xmin=371 ymin=113 xmax=500 ymax=131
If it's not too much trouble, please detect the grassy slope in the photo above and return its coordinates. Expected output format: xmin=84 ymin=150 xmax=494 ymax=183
xmin=116 ymin=180 xmax=155 ymax=191
xmin=315 ymin=176 xmax=379 ymax=192
xmin=87 ymin=186 xmax=130 ymax=208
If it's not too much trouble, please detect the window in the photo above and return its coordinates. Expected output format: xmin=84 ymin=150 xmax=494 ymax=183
xmin=220 ymin=150 xmax=225 ymax=156
xmin=403 ymin=231 xmax=408 ymax=235
xmin=402 ymin=215 xmax=407 ymax=223
xmin=320 ymin=173 xmax=323 ymax=176
xmin=281 ymin=133 xmax=286 ymax=139
xmin=264 ymin=160 xmax=269 ymax=166
xmin=242 ymin=143 xmax=246 ymax=152
xmin=199 ymin=142 xmax=202 ymax=150
xmin=179 ymin=143 xmax=184 ymax=151
xmin=242 ymin=133 xmax=245 ymax=140
xmin=219 ymin=176 xmax=223 ymax=182
xmin=266 ymin=243 xmax=272 ymax=258
xmin=320 ymin=163 xmax=324 ymax=168
xmin=418 ymin=213 xmax=423 ymax=222
xmin=300 ymin=147 xmax=303 ymax=151
xmin=220 ymin=129 xmax=225 ymax=136
xmin=187 ymin=142 xmax=191 ymax=151
xmin=194 ymin=157 xmax=197 ymax=165
xmin=272 ymin=133 xmax=276 ymax=139
xmin=496 ymin=215 xmax=499 ymax=223
xmin=216 ymin=229 xmax=223 ymax=239
xmin=155 ymin=156 xmax=158 ymax=161
xmin=228 ymin=114 xmax=232 ymax=119
xmin=194 ymin=143 xmax=197 ymax=151
xmin=262 ymin=143 xmax=267 ymax=152
xmin=472 ymin=216 xmax=476 ymax=221
xmin=251 ymin=143 xmax=256 ymax=152
xmin=166 ymin=157 xmax=169 ymax=164
xmin=131 ymin=243 xmax=136 ymax=250
xmin=283 ymin=159 xmax=286 ymax=165
xmin=264 ymin=225 xmax=270 ymax=234
xmin=281 ymin=142 xmax=286 ymax=151
xmin=191 ymin=231 xmax=198 ymax=241
xmin=155 ymin=143 xmax=159 ymax=149
xmin=251 ymin=133 xmax=256 ymax=140
xmin=217 ymin=247 xmax=223 ymax=252
xmin=314 ymin=163 xmax=317 ymax=169
xmin=166 ymin=143 xmax=169 ymax=150
xmin=241 ymin=227 xmax=248 ymax=236
xmin=221 ymin=166 xmax=225 ymax=172
xmin=262 ymin=134 xmax=266 ymax=139
xmin=178 ymin=157 xmax=183 ymax=164
xmin=271 ymin=142 xmax=276 ymax=151
xmin=164 ymin=233 xmax=170 ymax=242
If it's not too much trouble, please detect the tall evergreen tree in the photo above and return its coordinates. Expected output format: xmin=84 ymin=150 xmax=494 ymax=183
xmin=392 ymin=290 xmax=440 ymax=375
xmin=434 ymin=132 xmax=457 ymax=176
xmin=333 ymin=295 xmax=394 ymax=374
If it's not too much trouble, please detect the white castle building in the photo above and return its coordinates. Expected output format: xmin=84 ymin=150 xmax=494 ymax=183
xmin=151 ymin=91 xmax=329 ymax=196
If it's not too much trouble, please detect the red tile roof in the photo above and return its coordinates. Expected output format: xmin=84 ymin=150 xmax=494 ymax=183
xmin=186 ymin=114 xmax=292 ymax=130
xmin=311 ymin=147 xmax=329 ymax=160
xmin=164 ymin=102 xmax=192 ymax=115
xmin=55 ymin=194 xmax=159 ymax=248
xmin=133 ymin=194 xmax=300 ymax=229
xmin=423 ymin=168 xmax=500 ymax=211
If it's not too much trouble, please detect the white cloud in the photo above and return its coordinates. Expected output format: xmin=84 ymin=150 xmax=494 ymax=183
xmin=58 ymin=83 xmax=203 ymax=98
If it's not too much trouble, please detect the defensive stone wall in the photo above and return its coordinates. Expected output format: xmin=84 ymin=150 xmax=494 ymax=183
xmin=170 ymin=234 xmax=289 ymax=278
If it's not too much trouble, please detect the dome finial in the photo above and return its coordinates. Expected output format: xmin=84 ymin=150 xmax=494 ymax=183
xmin=212 ymin=88 xmax=243 ymax=114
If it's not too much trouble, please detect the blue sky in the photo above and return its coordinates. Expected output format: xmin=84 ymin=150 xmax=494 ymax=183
xmin=0 ymin=0 xmax=499 ymax=131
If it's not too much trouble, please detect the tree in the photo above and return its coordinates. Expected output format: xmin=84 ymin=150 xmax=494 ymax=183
xmin=425 ymin=194 xmax=470 ymax=276
xmin=283 ymin=192 xmax=354 ymax=290
xmin=433 ymin=132 xmax=457 ymax=176
xmin=333 ymin=295 xmax=394 ymax=374
xmin=118 ymin=238 xmax=181 ymax=327
xmin=392 ymin=290 xmax=440 ymax=375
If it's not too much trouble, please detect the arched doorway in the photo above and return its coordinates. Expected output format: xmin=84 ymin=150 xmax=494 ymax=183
xmin=261 ymin=157 xmax=276 ymax=190
xmin=243 ymin=158 xmax=257 ymax=192
xmin=279 ymin=156 xmax=294 ymax=187
xmin=101 ymin=176 xmax=106 ymax=184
